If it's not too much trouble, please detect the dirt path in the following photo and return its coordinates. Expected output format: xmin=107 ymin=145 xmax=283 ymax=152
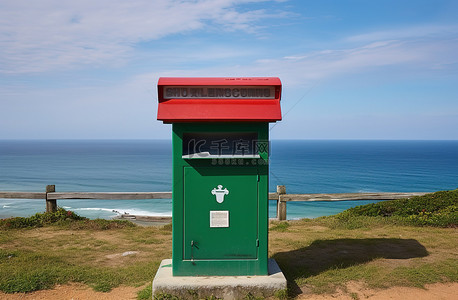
xmin=0 ymin=283 xmax=142 ymax=300
xmin=0 ymin=282 xmax=456 ymax=300
xmin=299 ymin=282 xmax=458 ymax=300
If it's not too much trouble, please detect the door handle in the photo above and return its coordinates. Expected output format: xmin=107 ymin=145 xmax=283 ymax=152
xmin=191 ymin=240 xmax=198 ymax=263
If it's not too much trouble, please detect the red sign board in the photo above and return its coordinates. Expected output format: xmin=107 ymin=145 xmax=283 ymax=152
xmin=157 ymin=77 xmax=282 ymax=123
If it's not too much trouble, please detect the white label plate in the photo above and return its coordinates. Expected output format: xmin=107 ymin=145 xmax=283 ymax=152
xmin=210 ymin=210 xmax=229 ymax=228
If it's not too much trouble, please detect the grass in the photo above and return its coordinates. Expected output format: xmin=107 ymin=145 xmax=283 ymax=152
xmin=0 ymin=191 xmax=457 ymax=298
xmin=269 ymin=219 xmax=457 ymax=297
xmin=0 ymin=216 xmax=171 ymax=295
xmin=137 ymin=283 xmax=153 ymax=300
xmin=270 ymin=221 xmax=291 ymax=232
xmin=0 ymin=207 xmax=136 ymax=230
xmin=337 ymin=189 xmax=458 ymax=227
xmin=0 ymin=231 xmax=163 ymax=293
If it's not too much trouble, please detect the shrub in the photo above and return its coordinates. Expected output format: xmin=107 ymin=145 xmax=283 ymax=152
xmin=270 ymin=221 xmax=290 ymax=232
xmin=0 ymin=208 xmax=86 ymax=229
xmin=338 ymin=190 xmax=458 ymax=227
xmin=0 ymin=208 xmax=137 ymax=230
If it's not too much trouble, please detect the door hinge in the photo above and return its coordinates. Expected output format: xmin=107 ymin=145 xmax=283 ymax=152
xmin=257 ymin=174 xmax=260 ymax=182
xmin=256 ymin=239 xmax=259 ymax=247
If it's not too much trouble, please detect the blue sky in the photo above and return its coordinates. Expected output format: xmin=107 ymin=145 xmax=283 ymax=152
xmin=1 ymin=0 xmax=457 ymax=139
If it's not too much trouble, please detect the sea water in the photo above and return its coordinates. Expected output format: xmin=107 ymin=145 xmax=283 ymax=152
xmin=1 ymin=140 xmax=457 ymax=220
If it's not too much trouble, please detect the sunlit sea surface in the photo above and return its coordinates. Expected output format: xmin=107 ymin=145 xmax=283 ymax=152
xmin=1 ymin=140 xmax=457 ymax=220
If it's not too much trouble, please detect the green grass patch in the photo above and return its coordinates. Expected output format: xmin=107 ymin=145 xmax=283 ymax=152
xmin=66 ymin=218 xmax=136 ymax=230
xmin=0 ymin=209 xmax=167 ymax=295
xmin=301 ymin=257 xmax=458 ymax=294
xmin=0 ymin=248 xmax=159 ymax=293
xmin=336 ymin=189 xmax=458 ymax=227
xmin=137 ymin=283 xmax=153 ymax=300
xmin=270 ymin=221 xmax=291 ymax=232
xmin=0 ymin=190 xmax=456 ymax=298
xmin=269 ymin=190 xmax=458 ymax=297
xmin=270 ymin=219 xmax=457 ymax=297
xmin=0 ymin=207 xmax=85 ymax=229
xmin=0 ymin=207 xmax=135 ymax=230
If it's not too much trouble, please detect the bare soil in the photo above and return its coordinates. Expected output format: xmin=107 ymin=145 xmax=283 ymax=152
xmin=0 ymin=282 xmax=456 ymax=300
xmin=0 ymin=283 xmax=141 ymax=300
xmin=299 ymin=282 xmax=458 ymax=300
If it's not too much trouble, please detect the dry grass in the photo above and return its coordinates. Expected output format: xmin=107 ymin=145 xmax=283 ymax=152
xmin=0 ymin=217 xmax=456 ymax=299
xmin=269 ymin=218 xmax=457 ymax=297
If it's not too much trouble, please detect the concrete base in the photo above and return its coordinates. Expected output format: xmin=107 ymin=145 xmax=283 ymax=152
xmin=152 ymin=259 xmax=287 ymax=300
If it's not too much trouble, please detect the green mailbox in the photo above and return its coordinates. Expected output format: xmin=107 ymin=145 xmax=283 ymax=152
xmin=157 ymin=77 xmax=282 ymax=276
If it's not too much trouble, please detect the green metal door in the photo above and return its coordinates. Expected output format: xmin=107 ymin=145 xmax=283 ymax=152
xmin=183 ymin=166 xmax=258 ymax=260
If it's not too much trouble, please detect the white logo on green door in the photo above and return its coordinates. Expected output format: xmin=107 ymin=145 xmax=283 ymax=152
xmin=211 ymin=185 xmax=229 ymax=203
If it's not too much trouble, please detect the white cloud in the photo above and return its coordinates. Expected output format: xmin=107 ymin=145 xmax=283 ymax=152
xmin=0 ymin=0 xmax=280 ymax=74
xmin=347 ymin=24 xmax=458 ymax=42
xmin=245 ymin=31 xmax=458 ymax=86
xmin=140 ymin=36 xmax=458 ymax=87
xmin=117 ymin=21 xmax=458 ymax=89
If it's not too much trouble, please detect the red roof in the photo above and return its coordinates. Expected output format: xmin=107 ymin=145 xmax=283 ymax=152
xmin=158 ymin=77 xmax=281 ymax=86
xmin=157 ymin=77 xmax=282 ymax=123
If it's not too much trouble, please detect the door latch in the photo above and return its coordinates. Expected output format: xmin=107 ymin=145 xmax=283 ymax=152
xmin=190 ymin=240 xmax=198 ymax=263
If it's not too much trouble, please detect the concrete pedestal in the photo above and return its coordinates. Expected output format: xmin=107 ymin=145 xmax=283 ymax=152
xmin=152 ymin=259 xmax=287 ymax=300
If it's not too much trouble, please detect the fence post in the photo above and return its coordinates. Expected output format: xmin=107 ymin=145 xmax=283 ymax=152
xmin=277 ymin=185 xmax=287 ymax=221
xmin=46 ymin=185 xmax=57 ymax=213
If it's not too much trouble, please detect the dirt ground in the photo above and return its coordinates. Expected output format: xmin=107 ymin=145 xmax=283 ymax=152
xmin=299 ymin=282 xmax=458 ymax=300
xmin=0 ymin=282 xmax=456 ymax=300
xmin=0 ymin=283 xmax=141 ymax=300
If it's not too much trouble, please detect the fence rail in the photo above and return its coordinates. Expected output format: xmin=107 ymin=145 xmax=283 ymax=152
xmin=0 ymin=192 xmax=46 ymax=199
xmin=0 ymin=185 xmax=427 ymax=221
xmin=47 ymin=192 xmax=173 ymax=200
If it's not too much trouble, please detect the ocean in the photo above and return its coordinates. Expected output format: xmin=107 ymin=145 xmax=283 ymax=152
xmin=1 ymin=140 xmax=457 ymax=220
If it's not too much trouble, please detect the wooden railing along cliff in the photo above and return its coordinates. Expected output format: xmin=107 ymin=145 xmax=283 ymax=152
xmin=0 ymin=185 xmax=427 ymax=221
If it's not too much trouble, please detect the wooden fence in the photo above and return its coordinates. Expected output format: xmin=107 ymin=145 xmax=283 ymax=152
xmin=0 ymin=185 xmax=427 ymax=221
